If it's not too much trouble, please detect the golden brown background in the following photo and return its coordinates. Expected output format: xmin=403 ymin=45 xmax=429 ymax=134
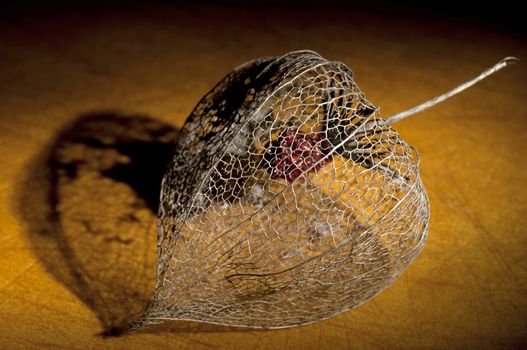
xmin=1 ymin=2 xmax=526 ymax=349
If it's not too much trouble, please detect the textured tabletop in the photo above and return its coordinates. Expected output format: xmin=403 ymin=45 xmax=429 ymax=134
xmin=0 ymin=4 xmax=526 ymax=349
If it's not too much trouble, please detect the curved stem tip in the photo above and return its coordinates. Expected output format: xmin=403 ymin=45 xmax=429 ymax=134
xmin=384 ymin=56 xmax=519 ymax=125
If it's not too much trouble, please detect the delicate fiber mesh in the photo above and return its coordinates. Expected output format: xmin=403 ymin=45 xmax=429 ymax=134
xmin=132 ymin=50 xmax=429 ymax=329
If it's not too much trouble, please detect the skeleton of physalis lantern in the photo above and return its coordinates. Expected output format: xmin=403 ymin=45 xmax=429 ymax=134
xmin=131 ymin=51 xmax=516 ymax=330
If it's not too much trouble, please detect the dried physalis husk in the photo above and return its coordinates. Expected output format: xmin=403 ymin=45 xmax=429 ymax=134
xmin=131 ymin=51 xmax=516 ymax=330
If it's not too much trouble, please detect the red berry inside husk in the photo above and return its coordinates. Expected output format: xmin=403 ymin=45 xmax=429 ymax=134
xmin=263 ymin=128 xmax=332 ymax=182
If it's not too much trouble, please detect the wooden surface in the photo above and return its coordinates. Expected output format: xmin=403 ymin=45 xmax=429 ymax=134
xmin=1 ymin=5 xmax=526 ymax=349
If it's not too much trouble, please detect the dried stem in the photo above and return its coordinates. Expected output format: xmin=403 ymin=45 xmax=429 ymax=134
xmin=384 ymin=56 xmax=518 ymax=125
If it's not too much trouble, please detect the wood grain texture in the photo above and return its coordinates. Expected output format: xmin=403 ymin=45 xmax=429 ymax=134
xmin=1 ymin=4 xmax=526 ymax=349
